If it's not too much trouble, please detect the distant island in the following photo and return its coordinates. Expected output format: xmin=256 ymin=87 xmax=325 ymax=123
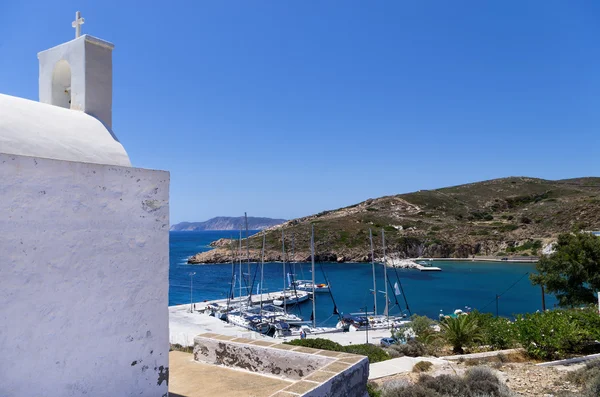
xmin=170 ymin=216 xmax=286 ymax=231
xmin=188 ymin=176 xmax=600 ymax=263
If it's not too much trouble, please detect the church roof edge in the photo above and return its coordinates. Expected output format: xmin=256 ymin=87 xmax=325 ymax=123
xmin=37 ymin=35 xmax=114 ymax=58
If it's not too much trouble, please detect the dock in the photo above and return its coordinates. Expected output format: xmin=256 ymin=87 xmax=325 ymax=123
xmin=169 ymin=302 xmax=397 ymax=347
xmin=193 ymin=290 xmax=311 ymax=311
xmin=386 ymin=258 xmax=441 ymax=271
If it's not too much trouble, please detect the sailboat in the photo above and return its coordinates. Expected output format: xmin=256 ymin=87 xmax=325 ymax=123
xmin=272 ymin=229 xmax=310 ymax=306
xmin=336 ymin=228 xmax=411 ymax=331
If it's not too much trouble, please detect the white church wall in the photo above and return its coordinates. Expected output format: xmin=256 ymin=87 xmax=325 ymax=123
xmin=0 ymin=153 xmax=170 ymax=397
xmin=38 ymin=35 xmax=114 ymax=129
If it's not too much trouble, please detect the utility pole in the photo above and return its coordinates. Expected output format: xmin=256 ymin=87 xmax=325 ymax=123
xmin=364 ymin=306 xmax=370 ymax=344
xmin=541 ymin=285 xmax=546 ymax=311
xmin=369 ymin=229 xmax=377 ymax=315
xmin=189 ymin=272 xmax=196 ymax=313
xmin=495 ymin=294 xmax=499 ymax=317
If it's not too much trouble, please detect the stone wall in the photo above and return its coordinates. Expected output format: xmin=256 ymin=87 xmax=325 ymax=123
xmin=193 ymin=334 xmax=369 ymax=397
xmin=0 ymin=154 xmax=170 ymax=397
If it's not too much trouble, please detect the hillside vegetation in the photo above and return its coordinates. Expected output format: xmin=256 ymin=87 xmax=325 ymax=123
xmin=189 ymin=177 xmax=600 ymax=263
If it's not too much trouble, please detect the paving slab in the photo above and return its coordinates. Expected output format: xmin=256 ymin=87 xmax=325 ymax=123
xmin=169 ymin=351 xmax=293 ymax=397
xmin=368 ymin=356 xmax=450 ymax=380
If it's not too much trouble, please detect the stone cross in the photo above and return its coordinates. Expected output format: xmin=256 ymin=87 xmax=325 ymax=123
xmin=72 ymin=11 xmax=85 ymax=38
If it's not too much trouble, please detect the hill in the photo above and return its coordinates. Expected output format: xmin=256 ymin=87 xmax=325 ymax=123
xmin=171 ymin=216 xmax=286 ymax=231
xmin=188 ymin=177 xmax=600 ymax=263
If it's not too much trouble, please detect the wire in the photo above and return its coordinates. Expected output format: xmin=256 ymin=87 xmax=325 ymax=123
xmin=478 ymin=271 xmax=530 ymax=311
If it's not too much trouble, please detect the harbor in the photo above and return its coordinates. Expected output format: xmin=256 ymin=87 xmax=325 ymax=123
xmin=169 ymin=301 xmax=402 ymax=347
xmin=169 ymin=231 xmax=555 ymax=343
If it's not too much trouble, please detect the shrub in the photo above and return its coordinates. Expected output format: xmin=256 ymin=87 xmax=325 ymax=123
xmin=465 ymin=366 xmax=511 ymax=397
xmin=381 ymin=384 xmax=440 ymax=397
xmin=170 ymin=343 xmax=193 ymax=353
xmin=285 ymin=338 xmax=390 ymax=363
xmin=379 ymin=379 xmax=411 ymax=396
xmin=514 ymin=309 xmax=590 ymax=360
xmin=469 ymin=311 xmax=517 ymax=350
xmin=344 ymin=344 xmax=390 ymax=363
xmin=566 ymin=360 xmax=600 ymax=386
xmin=412 ymin=361 xmax=433 ymax=373
xmin=367 ymin=381 xmax=382 ymax=397
xmin=394 ymin=314 xmax=437 ymax=343
xmin=440 ymin=314 xmax=483 ymax=354
xmin=284 ymin=338 xmax=345 ymax=352
xmin=418 ymin=374 xmax=469 ymax=396
xmin=382 ymin=368 xmax=512 ymax=397
xmin=389 ymin=339 xmax=426 ymax=357
xmin=520 ymin=216 xmax=532 ymax=224
xmin=384 ymin=347 xmax=401 ymax=358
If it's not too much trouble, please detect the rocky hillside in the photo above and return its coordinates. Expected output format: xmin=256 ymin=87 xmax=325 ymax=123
xmin=171 ymin=216 xmax=286 ymax=231
xmin=188 ymin=177 xmax=600 ymax=263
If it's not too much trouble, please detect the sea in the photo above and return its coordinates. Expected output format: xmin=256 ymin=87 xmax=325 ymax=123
xmin=169 ymin=231 xmax=557 ymax=327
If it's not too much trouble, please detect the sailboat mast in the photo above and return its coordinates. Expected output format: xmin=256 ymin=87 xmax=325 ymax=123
xmin=291 ymin=234 xmax=295 ymax=283
xmin=370 ymin=228 xmax=377 ymax=315
xmin=239 ymin=229 xmax=243 ymax=307
xmin=245 ymin=212 xmax=250 ymax=291
xmin=311 ymin=224 xmax=316 ymax=328
xmin=281 ymin=229 xmax=287 ymax=313
xmin=261 ymin=232 xmax=265 ymax=312
xmin=382 ymin=228 xmax=388 ymax=322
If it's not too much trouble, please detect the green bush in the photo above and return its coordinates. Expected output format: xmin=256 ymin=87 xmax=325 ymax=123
xmin=367 ymin=381 xmax=382 ymax=397
xmin=514 ymin=309 xmax=590 ymax=360
xmin=285 ymin=338 xmax=344 ymax=352
xmin=468 ymin=311 xmax=517 ymax=350
xmin=394 ymin=314 xmax=436 ymax=343
xmin=285 ymin=338 xmax=390 ymax=363
xmin=568 ymin=306 xmax=600 ymax=341
xmin=389 ymin=339 xmax=426 ymax=357
xmin=412 ymin=360 xmax=433 ymax=373
xmin=344 ymin=344 xmax=390 ymax=363
xmin=380 ymin=366 xmax=511 ymax=397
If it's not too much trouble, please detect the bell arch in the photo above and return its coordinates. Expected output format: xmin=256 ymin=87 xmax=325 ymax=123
xmin=51 ymin=60 xmax=72 ymax=109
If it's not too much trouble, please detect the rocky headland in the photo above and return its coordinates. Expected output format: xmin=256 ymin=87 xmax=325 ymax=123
xmin=188 ymin=177 xmax=600 ymax=264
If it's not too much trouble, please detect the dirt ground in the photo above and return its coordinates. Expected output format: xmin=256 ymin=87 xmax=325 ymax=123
xmin=373 ymin=352 xmax=586 ymax=397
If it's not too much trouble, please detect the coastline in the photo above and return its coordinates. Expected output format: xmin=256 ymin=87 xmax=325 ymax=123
xmin=187 ymin=257 xmax=539 ymax=265
xmin=426 ymin=257 xmax=538 ymax=263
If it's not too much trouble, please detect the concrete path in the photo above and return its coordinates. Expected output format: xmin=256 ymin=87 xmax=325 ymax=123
xmin=537 ymin=353 xmax=600 ymax=368
xmin=369 ymin=356 xmax=451 ymax=380
xmin=304 ymin=328 xmax=393 ymax=346
xmin=169 ymin=304 xmax=276 ymax=346
xmin=440 ymin=348 xmax=524 ymax=361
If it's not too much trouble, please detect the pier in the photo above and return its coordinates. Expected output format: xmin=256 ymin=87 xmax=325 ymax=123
xmin=194 ymin=290 xmax=311 ymax=311
xmin=169 ymin=302 xmax=396 ymax=347
xmin=386 ymin=258 xmax=442 ymax=271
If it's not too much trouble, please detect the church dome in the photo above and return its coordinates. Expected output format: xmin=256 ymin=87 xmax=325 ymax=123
xmin=0 ymin=93 xmax=131 ymax=167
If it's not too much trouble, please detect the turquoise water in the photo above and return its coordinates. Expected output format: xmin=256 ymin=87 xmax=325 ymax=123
xmin=169 ymin=231 xmax=557 ymax=326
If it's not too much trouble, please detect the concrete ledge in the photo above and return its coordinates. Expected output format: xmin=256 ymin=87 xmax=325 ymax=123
xmin=537 ymin=353 xmax=600 ymax=367
xmin=441 ymin=348 xmax=524 ymax=361
xmin=192 ymin=334 xmax=370 ymax=396
xmin=194 ymin=335 xmax=332 ymax=380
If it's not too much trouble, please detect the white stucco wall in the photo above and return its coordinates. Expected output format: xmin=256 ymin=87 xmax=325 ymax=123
xmin=38 ymin=35 xmax=114 ymax=129
xmin=0 ymin=94 xmax=130 ymax=167
xmin=0 ymin=153 xmax=170 ymax=397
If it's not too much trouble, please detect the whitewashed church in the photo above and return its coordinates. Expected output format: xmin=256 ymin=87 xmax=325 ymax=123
xmin=0 ymin=13 xmax=170 ymax=396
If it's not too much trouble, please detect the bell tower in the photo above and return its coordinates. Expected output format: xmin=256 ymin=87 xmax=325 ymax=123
xmin=37 ymin=12 xmax=115 ymax=129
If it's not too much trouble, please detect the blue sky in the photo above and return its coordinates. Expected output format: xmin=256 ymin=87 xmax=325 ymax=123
xmin=1 ymin=1 xmax=599 ymax=224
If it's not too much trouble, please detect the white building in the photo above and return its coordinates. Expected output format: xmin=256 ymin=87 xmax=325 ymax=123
xmin=0 ymin=13 xmax=170 ymax=397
